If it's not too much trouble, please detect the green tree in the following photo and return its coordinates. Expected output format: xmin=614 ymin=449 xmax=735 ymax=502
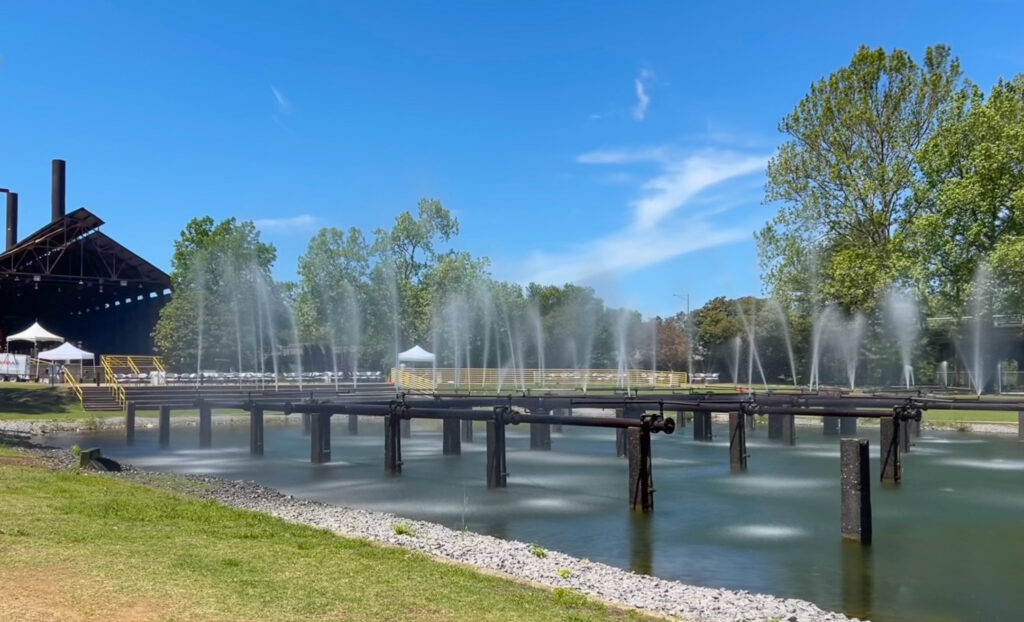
xmin=154 ymin=217 xmax=276 ymax=371
xmin=911 ymin=75 xmax=1024 ymax=315
xmin=758 ymin=44 xmax=964 ymax=311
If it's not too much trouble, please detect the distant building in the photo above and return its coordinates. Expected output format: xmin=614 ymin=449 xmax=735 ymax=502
xmin=1 ymin=160 xmax=171 ymax=354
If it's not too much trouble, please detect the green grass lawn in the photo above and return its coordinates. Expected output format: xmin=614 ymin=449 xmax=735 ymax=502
xmin=0 ymin=447 xmax=651 ymax=622
xmin=0 ymin=384 xmax=87 ymax=419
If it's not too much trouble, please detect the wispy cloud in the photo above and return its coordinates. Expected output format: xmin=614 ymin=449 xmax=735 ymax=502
xmin=578 ymin=148 xmax=769 ymax=229
xmin=521 ymin=145 xmax=768 ymax=285
xmin=271 ymin=86 xmax=291 ymax=114
xmin=632 ymin=69 xmax=653 ymax=121
xmin=525 ymin=221 xmax=749 ymax=285
xmin=254 ymin=214 xmax=317 ymax=232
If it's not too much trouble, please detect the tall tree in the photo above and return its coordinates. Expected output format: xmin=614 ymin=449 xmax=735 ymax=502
xmin=758 ymin=45 xmax=963 ymax=311
xmin=910 ymin=75 xmax=1024 ymax=314
xmin=153 ymin=217 xmax=276 ymax=370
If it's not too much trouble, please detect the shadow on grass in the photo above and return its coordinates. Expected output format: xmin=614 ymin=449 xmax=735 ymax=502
xmin=0 ymin=387 xmax=77 ymax=415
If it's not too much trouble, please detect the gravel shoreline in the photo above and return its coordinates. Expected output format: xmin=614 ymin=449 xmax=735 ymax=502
xmin=10 ymin=444 xmax=861 ymax=622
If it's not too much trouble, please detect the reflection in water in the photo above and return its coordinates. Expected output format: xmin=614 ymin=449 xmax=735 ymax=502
xmin=630 ymin=511 xmax=653 ymax=575
xmin=38 ymin=422 xmax=1024 ymax=622
xmin=840 ymin=541 xmax=873 ymax=620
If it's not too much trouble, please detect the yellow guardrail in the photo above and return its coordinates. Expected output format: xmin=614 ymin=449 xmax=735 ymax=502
xmin=100 ymin=357 xmax=126 ymax=407
xmin=62 ymin=366 xmax=83 ymax=402
xmin=390 ymin=367 xmax=688 ymax=391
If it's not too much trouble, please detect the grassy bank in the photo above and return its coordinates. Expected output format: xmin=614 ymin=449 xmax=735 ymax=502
xmin=0 ymin=447 xmax=649 ymax=622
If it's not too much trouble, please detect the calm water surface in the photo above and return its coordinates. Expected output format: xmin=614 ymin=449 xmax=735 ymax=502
xmin=43 ymin=418 xmax=1024 ymax=622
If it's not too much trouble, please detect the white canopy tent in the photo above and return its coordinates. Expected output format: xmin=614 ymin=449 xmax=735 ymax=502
xmin=38 ymin=342 xmax=94 ymax=361
xmin=397 ymin=345 xmax=435 ymax=389
xmin=37 ymin=342 xmax=95 ymax=384
xmin=6 ymin=322 xmax=64 ymax=345
xmin=398 ymin=345 xmax=435 ymax=363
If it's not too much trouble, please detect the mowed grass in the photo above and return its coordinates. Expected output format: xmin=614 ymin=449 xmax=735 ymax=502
xmin=0 ymin=451 xmax=650 ymax=622
xmin=0 ymin=384 xmax=88 ymax=419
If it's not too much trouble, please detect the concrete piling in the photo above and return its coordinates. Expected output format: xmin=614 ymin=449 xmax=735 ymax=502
xmin=840 ymin=416 xmax=858 ymax=437
xmin=461 ymin=419 xmax=474 ymax=442
xmin=158 ymin=405 xmax=170 ymax=448
xmin=310 ymin=413 xmax=332 ymax=464
xmin=840 ymin=439 xmax=872 ymax=544
xmin=627 ymin=427 xmax=653 ymax=512
xmin=693 ymin=411 xmax=712 ymax=442
xmin=199 ymin=403 xmax=212 ymax=449
xmin=401 ymin=418 xmax=411 ymax=439
xmin=781 ymin=414 xmax=796 ymax=445
xmin=348 ymin=414 xmax=358 ymax=435
xmin=729 ymin=413 xmax=748 ymax=471
xmin=443 ymin=418 xmax=462 ymax=455
xmin=125 ymin=402 xmax=136 ymax=445
xmin=384 ymin=413 xmax=402 ymax=474
xmin=880 ymin=416 xmax=901 ymax=484
xmin=530 ymin=409 xmax=551 ymax=451
xmin=745 ymin=412 xmax=755 ymax=430
xmin=302 ymin=412 xmax=311 ymax=436
xmin=615 ymin=409 xmax=627 ymax=457
xmin=823 ymin=416 xmax=840 ymax=436
xmin=250 ymin=406 xmax=264 ymax=456
xmin=486 ymin=419 xmax=507 ymax=488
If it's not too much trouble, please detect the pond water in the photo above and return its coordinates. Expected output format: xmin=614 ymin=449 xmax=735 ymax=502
xmin=42 ymin=417 xmax=1024 ymax=622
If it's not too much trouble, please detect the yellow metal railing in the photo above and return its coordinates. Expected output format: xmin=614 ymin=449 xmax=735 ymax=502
xmin=100 ymin=357 xmax=126 ymax=407
xmin=390 ymin=368 xmax=688 ymax=391
xmin=62 ymin=366 xmax=83 ymax=403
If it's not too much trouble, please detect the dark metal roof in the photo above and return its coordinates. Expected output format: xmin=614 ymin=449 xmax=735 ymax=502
xmin=0 ymin=208 xmax=171 ymax=319
xmin=0 ymin=207 xmax=171 ymax=290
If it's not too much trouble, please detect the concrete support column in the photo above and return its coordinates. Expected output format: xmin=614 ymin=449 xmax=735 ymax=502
xmin=400 ymin=418 xmax=411 ymax=438
xmin=384 ymin=413 xmax=402 ymax=474
xmin=199 ymin=403 xmax=212 ymax=449
xmin=250 ymin=406 xmax=264 ymax=456
xmin=551 ymin=408 xmax=563 ymax=434
xmin=1019 ymin=411 xmax=1023 ymax=442
xmin=900 ymin=417 xmax=912 ymax=453
xmin=745 ymin=412 xmax=755 ymax=430
xmin=781 ymin=414 xmax=796 ymax=446
xmin=529 ymin=409 xmax=551 ymax=451
xmin=348 ymin=414 xmax=358 ymax=435
xmin=627 ymin=427 xmax=653 ymax=512
xmin=158 ymin=405 xmax=170 ymax=449
xmin=461 ymin=419 xmax=474 ymax=442
xmin=301 ymin=412 xmax=311 ymax=436
xmin=768 ymin=414 xmax=782 ymax=440
xmin=880 ymin=416 xmax=901 ymax=484
xmin=729 ymin=413 xmax=748 ymax=472
xmin=840 ymin=416 xmax=858 ymax=437
xmin=443 ymin=418 xmax=462 ymax=455
xmin=840 ymin=439 xmax=872 ymax=544
xmin=615 ymin=409 xmax=627 ymax=457
xmin=486 ymin=419 xmax=507 ymax=489
xmin=125 ymin=402 xmax=136 ymax=445
xmin=693 ymin=411 xmax=712 ymax=442
xmin=310 ymin=413 xmax=332 ymax=464
xmin=823 ymin=416 xmax=840 ymax=436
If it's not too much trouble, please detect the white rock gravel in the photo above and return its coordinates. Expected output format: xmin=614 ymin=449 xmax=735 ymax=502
xmin=7 ymin=441 xmax=865 ymax=621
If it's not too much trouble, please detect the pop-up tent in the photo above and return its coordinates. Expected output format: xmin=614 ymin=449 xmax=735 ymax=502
xmin=38 ymin=342 xmax=95 ymax=384
xmin=6 ymin=322 xmax=64 ymax=345
xmin=398 ymin=345 xmax=435 ymax=363
xmin=397 ymin=345 xmax=435 ymax=389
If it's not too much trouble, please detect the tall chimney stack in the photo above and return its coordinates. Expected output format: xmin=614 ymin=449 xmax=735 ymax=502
xmin=51 ymin=159 xmax=66 ymax=222
xmin=6 ymin=191 xmax=17 ymax=250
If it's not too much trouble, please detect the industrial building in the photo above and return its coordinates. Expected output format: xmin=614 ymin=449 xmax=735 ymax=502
xmin=1 ymin=160 xmax=171 ymax=355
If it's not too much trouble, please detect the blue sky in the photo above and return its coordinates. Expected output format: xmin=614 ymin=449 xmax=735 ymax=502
xmin=2 ymin=1 xmax=1022 ymax=317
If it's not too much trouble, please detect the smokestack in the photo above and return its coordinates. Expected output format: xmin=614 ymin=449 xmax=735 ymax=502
xmin=6 ymin=191 xmax=17 ymax=250
xmin=51 ymin=159 xmax=66 ymax=222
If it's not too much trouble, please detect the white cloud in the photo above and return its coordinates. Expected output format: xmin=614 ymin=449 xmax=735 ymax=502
xmin=254 ymin=214 xmax=317 ymax=232
xmin=271 ymin=86 xmax=291 ymax=113
xmin=524 ymin=220 xmax=749 ymax=285
xmin=632 ymin=69 xmax=653 ymax=121
xmin=579 ymin=148 xmax=769 ymax=229
xmin=518 ymin=145 xmax=768 ymax=286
